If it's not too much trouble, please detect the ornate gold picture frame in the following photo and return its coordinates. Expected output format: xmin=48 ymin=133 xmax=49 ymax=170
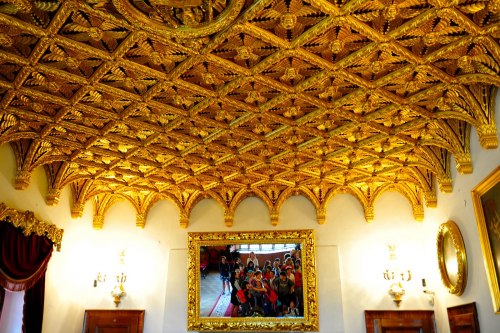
xmin=471 ymin=166 xmax=500 ymax=313
xmin=437 ymin=220 xmax=467 ymax=295
xmin=187 ymin=229 xmax=319 ymax=332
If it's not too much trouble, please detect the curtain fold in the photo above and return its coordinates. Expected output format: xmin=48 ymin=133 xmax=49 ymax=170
xmin=0 ymin=221 xmax=54 ymax=333
xmin=23 ymin=276 xmax=46 ymax=333
xmin=0 ymin=287 xmax=4 ymax=320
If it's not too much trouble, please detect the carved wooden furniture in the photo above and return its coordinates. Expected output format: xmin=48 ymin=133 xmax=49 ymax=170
xmin=365 ymin=310 xmax=435 ymax=333
xmin=82 ymin=309 xmax=145 ymax=333
xmin=447 ymin=302 xmax=480 ymax=333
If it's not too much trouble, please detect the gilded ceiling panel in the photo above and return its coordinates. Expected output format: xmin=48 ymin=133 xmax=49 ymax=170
xmin=0 ymin=0 xmax=498 ymax=227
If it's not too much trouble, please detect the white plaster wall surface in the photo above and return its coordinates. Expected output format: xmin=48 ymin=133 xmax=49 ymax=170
xmin=0 ymin=94 xmax=498 ymax=333
xmin=421 ymin=91 xmax=500 ymax=333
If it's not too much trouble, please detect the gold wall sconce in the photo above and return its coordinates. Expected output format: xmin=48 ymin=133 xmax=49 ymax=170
xmin=383 ymin=245 xmax=411 ymax=307
xmin=111 ymin=272 xmax=127 ymax=307
xmin=93 ymin=272 xmax=106 ymax=287
xmin=93 ymin=250 xmax=128 ymax=307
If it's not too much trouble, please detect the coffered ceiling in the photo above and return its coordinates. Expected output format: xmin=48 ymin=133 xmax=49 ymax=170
xmin=0 ymin=0 xmax=498 ymax=228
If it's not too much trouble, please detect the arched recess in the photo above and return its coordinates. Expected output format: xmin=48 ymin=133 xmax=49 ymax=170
xmin=92 ymin=193 xmax=122 ymax=229
xmin=282 ymin=187 xmax=323 ymax=223
xmin=74 ymin=182 xmax=429 ymax=229
xmin=324 ymin=186 xmax=373 ymax=222
xmin=119 ymin=191 xmax=162 ymax=228
xmin=252 ymin=186 xmax=287 ymax=227
xmin=10 ymin=139 xmax=58 ymax=190
xmin=432 ymin=119 xmax=472 ymax=174
xmin=370 ymin=183 xmax=425 ymax=221
xmin=156 ymin=190 xmax=205 ymax=229
xmin=406 ymin=167 xmax=437 ymax=208
xmin=43 ymin=161 xmax=87 ymax=206
xmin=418 ymin=145 xmax=453 ymax=192
xmin=225 ymin=188 xmax=260 ymax=227
xmin=70 ymin=179 xmax=111 ymax=218
xmin=218 ymin=187 xmax=296 ymax=227
xmin=202 ymin=189 xmax=237 ymax=227
xmin=90 ymin=192 xmax=161 ymax=229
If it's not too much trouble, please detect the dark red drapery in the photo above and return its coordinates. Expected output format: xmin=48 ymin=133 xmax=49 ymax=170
xmin=0 ymin=221 xmax=54 ymax=333
xmin=0 ymin=287 xmax=4 ymax=316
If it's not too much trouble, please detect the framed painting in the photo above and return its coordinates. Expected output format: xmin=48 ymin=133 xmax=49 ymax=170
xmin=187 ymin=229 xmax=319 ymax=332
xmin=471 ymin=166 xmax=500 ymax=313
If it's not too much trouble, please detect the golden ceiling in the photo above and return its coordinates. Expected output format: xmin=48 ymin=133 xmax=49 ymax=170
xmin=0 ymin=0 xmax=499 ymax=228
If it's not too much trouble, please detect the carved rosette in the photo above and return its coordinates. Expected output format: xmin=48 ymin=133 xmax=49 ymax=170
xmin=112 ymin=0 xmax=245 ymax=38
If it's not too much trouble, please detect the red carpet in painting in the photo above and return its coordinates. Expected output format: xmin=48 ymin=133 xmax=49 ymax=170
xmin=208 ymin=293 xmax=232 ymax=317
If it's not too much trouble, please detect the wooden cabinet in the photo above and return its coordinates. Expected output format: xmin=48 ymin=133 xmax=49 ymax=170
xmin=447 ymin=302 xmax=480 ymax=333
xmin=365 ymin=310 xmax=435 ymax=333
xmin=83 ymin=310 xmax=145 ymax=333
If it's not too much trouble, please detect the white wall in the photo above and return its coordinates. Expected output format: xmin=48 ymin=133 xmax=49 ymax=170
xmin=0 ymin=95 xmax=498 ymax=333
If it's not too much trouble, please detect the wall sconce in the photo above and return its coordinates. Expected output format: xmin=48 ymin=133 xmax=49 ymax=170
xmin=383 ymin=245 xmax=411 ymax=307
xmin=111 ymin=272 xmax=127 ymax=307
xmin=93 ymin=250 xmax=127 ymax=307
xmin=93 ymin=272 xmax=106 ymax=287
xmin=422 ymin=278 xmax=435 ymax=305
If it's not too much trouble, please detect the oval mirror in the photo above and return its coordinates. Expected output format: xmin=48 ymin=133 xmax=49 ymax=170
xmin=437 ymin=220 xmax=467 ymax=295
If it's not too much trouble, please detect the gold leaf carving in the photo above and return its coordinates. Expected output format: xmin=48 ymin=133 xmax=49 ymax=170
xmin=0 ymin=203 xmax=63 ymax=251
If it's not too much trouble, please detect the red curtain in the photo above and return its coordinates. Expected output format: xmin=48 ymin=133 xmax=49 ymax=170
xmin=0 ymin=222 xmax=54 ymax=333
xmin=0 ymin=287 xmax=4 ymax=316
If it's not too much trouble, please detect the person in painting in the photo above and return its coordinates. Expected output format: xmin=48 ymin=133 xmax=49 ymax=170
xmin=233 ymin=257 xmax=242 ymax=271
xmin=236 ymin=280 xmax=251 ymax=316
xmin=263 ymin=264 xmax=273 ymax=280
xmin=282 ymin=253 xmax=291 ymax=269
xmin=250 ymin=270 xmax=267 ymax=310
xmin=283 ymin=257 xmax=294 ymax=272
xmin=230 ymin=268 xmax=241 ymax=316
xmin=247 ymin=251 xmax=259 ymax=269
xmin=272 ymin=258 xmax=281 ymax=277
xmin=263 ymin=259 xmax=272 ymax=272
xmin=246 ymin=259 xmax=255 ymax=273
xmin=274 ymin=271 xmax=294 ymax=315
xmin=219 ymin=255 xmax=231 ymax=295
xmin=244 ymin=268 xmax=255 ymax=305
xmin=285 ymin=265 xmax=295 ymax=284
xmin=285 ymin=300 xmax=300 ymax=317
xmin=262 ymin=278 xmax=278 ymax=316
xmin=268 ymin=270 xmax=277 ymax=292
xmin=293 ymin=260 xmax=303 ymax=315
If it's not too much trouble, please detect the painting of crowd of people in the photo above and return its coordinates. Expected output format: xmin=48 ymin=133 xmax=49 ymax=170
xmin=209 ymin=245 xmax=304 ymax=318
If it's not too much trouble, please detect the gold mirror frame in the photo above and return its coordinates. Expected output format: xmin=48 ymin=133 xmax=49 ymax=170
xmin=437 ymin=220 xmax=468 ymax=295
xmin=187 ymin=229 xmax=319 ymax=332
